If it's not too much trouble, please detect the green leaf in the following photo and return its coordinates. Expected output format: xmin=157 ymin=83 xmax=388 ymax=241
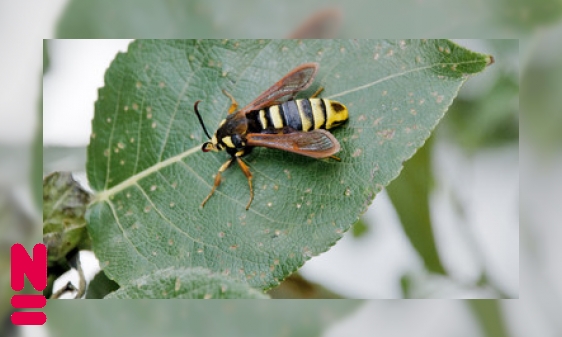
xmin=105 ymin=267 xmax=268 ymax=299
xmin=522 ymin=37 xmax=562 ymax=149
xmin=467 ymin=300 xmax=510 ymax=337
xmin=43 ymin=40 xmax=50 ymax=72
xmin=444 ymin=40 xmax=519 ymax=152
xmin=86 ymin=39 xmax=491 ymax=290
xmin=85 ymin=270 xmax=120 ymax=299
xmin=400 ymin=273 xmax=414 ymax=298
xmin=351 ymin=217 xmax=369 ymax=238
xmin=386 ymin=136 xmax=446 ymax=275
xmin=445 ymin=75 xmax=519 ymax=151
xmin=43 ymin=172 xmax=92 ymax=264
xmin=493 ymin=0 xmax=562 ymax=30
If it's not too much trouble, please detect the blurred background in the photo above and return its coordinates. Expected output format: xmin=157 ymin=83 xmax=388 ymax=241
xmin=0 ymin=0 xmax=559 ymax=336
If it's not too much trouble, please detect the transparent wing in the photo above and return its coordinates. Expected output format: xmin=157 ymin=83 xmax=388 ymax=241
xmin=246 ymin=129 xmax=340 ymax=159
xmin=238 ymin=63 xmax=319 ymax=114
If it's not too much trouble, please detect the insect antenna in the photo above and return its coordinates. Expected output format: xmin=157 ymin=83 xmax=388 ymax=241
xmin=193 ymin=100 xmax=212 ymax=139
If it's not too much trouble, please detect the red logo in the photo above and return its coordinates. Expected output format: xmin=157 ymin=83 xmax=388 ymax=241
xmin=10 ymin=243 xmax=47 ymax=325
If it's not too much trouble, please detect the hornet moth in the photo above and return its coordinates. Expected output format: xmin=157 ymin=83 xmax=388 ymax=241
xmin=193 ymin=62 xmax=348 ymax=210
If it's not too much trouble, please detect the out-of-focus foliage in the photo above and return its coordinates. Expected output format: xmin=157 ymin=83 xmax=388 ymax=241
xmin=56 ymin=0 xmax=562 ymax=39
xmin=522 ymin=25 xmax=562 ymax=150
xmin=43 ymin=172 xmax=92 ymax=298
xmin=387 ymin=136 xmax=446 ymax=275
xmin=494 ymin=0 xmax=562 ymax=30
xmin=46 ymin=300 xmax=361 ymax=337
xmin=85 ymin=270 xmax=119 ymax=299
xmin=43 ymin=172 xmax=92 ymax=265
xmin=351 ymin=217 xmax=369 ymax=238
xmin=444 ymin=40 xmax=519 ymax=152
xmin=468 ymin=300 xmax=510 ymax=337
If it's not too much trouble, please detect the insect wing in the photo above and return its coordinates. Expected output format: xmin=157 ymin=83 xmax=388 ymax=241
xmin=238 ymin=63 xmax=319 ymax=114
xmin=246 ymin=129 xmax=340 ymax=159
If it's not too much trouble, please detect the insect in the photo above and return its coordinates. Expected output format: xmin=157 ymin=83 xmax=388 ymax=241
xmin=193 ymin=62 xmax=348 ymax=210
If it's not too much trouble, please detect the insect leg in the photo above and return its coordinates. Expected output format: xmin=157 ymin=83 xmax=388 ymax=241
xmin=235 ymin=157 xmax=254 ymax=210
xmin=329 ymin=155 xmax=341 ymax=161
xmin=201 ymin=157 xmax=235 ymax=208
xmin=310 ymin=86 xmax=324 ymax=98
xmin=222 ymin=89 xmax=239 ymax=114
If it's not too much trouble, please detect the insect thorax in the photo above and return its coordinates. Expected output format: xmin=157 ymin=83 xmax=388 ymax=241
xmin=213 ymin=114 xmax=251 ymax=153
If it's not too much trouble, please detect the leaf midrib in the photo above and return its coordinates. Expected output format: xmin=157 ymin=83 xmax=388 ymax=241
xmin=94 ymin=144 xmax=201 ymax=202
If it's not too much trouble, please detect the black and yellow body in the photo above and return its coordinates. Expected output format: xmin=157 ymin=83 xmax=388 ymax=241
xmin=194 ymin=62 xmax=348 ymax=210
xmin=210 ymin=98 xmax=348 ymax=157
xmin=251 ymin=98 xmax=348 ymax=133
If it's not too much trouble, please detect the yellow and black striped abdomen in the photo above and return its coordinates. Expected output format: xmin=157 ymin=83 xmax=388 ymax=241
xmin=256 ymin=98 xmax=348 ymax=132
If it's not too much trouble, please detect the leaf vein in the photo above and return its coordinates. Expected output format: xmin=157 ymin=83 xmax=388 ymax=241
xmin=95 ymin=145 xmax=201 ymax=201
xmin=133 ymin=57 xmax=161 ymax=175
xmin=104 ymin=77 xmax=125 ymax=190
xmin=326 ymin=60 xmax=481 ymax=100
xmin=176 ymin=159 xmax=298 ymax=225
xmin=105 ymin=199 xmax=153 ymax=265
xmin=134 ymin=182 xmax=218 ymax=251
